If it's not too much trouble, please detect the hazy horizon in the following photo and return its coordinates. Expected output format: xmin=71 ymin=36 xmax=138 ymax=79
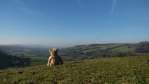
xmin=0 ymin=40 xmax=148 ymax=48
xmin=0 ymin=0 xmax=149 ymax=47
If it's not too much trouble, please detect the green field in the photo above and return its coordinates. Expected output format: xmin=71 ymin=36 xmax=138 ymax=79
xmin=0 ymin=56 xmax=149 ymax=84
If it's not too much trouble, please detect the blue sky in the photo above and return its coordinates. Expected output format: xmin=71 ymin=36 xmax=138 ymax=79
xmin=0 ymin=0 xmax=149 ymax=47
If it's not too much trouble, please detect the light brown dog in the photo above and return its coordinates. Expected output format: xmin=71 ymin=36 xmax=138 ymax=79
xmin=47 ymin=48 xmax=63 ymax=67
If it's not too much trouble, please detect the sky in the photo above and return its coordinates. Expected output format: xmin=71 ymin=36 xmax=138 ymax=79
xmin=0 ymin=0 xmax=149 ymax=47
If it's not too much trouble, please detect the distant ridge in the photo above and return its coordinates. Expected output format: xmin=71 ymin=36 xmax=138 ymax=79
xmin=0 ymin=50 xmax=30 ymax=69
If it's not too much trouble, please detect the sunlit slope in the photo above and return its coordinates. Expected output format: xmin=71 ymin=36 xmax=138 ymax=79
xmin=0 ymin=56 xmax=149 ymax=84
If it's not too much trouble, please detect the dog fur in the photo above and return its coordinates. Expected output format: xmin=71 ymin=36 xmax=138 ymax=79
xmin=47 ymin=48 xmax=63 ymax=67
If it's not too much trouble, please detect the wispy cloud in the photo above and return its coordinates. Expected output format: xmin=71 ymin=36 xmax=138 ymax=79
xmin=12 ymin=0 xmax=34 ymax=15
xmin=110 ymin=0 xmax=117 ymax=15
xmin=76 ymin=0 xmax=84 ymax=8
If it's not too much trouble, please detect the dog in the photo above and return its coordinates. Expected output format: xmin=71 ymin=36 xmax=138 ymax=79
xmin=47 ymin=48 xmax=63 ymax=67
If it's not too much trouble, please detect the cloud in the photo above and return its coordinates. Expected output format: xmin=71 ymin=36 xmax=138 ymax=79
xmin=18 ymin=6 xmax=34 ymax=15
xmin=110 ymin=0 xmax=117 ymax=15
xmin=76 ymin=0 xmax=84 ymax=8
xmin=12 ymin=0 xmax=34 ymax=15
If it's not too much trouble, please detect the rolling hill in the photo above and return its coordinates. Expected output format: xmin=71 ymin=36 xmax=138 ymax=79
xmin=0 ymin=42 xmax=144 ymax=59
xmin=59 ymin=42 xmax=149 ymax=59
xmin=0 ymin=50 xmax=30 ymax=69
xmin=0 ymin=41 xmax=149 ymax=68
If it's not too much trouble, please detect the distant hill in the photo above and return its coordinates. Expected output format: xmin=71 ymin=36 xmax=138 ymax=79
xmin=59 ymin=42 xmax=149 ymax=59
xmin=0 ymin=45 xmax=49 ymax=57
xmin=0 ymin=50 xmax=30 ymax=69
xmin=136 ymin=41 xmax=149 ymax=53
xmin=0 ymin=41 xmax=149 ymax=61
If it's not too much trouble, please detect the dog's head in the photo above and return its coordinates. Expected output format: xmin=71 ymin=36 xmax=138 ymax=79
xmin=49 ymin=48 xmax=58 ymax=56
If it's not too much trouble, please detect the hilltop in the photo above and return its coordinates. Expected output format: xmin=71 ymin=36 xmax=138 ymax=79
xmin=0 ymin=56 xmax=149 ymax=84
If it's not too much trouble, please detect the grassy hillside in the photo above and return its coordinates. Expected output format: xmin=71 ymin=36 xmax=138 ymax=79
xmin=0 ymin=56 xmax=149 ymax=84
xmin=60 ymin=44 xmax=134 ymax=59
xmin=60 ymin=42 xmax=149 ymax=59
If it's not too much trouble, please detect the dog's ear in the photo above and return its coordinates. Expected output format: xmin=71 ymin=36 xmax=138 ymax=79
xmin=49 ymin=48 xmax=53 ymax=52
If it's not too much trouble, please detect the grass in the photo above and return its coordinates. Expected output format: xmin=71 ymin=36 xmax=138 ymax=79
xmin=111 ymin=46 xmax=135 ymax=52
xmin=0 ymin=56 xmax=149 ymax=84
